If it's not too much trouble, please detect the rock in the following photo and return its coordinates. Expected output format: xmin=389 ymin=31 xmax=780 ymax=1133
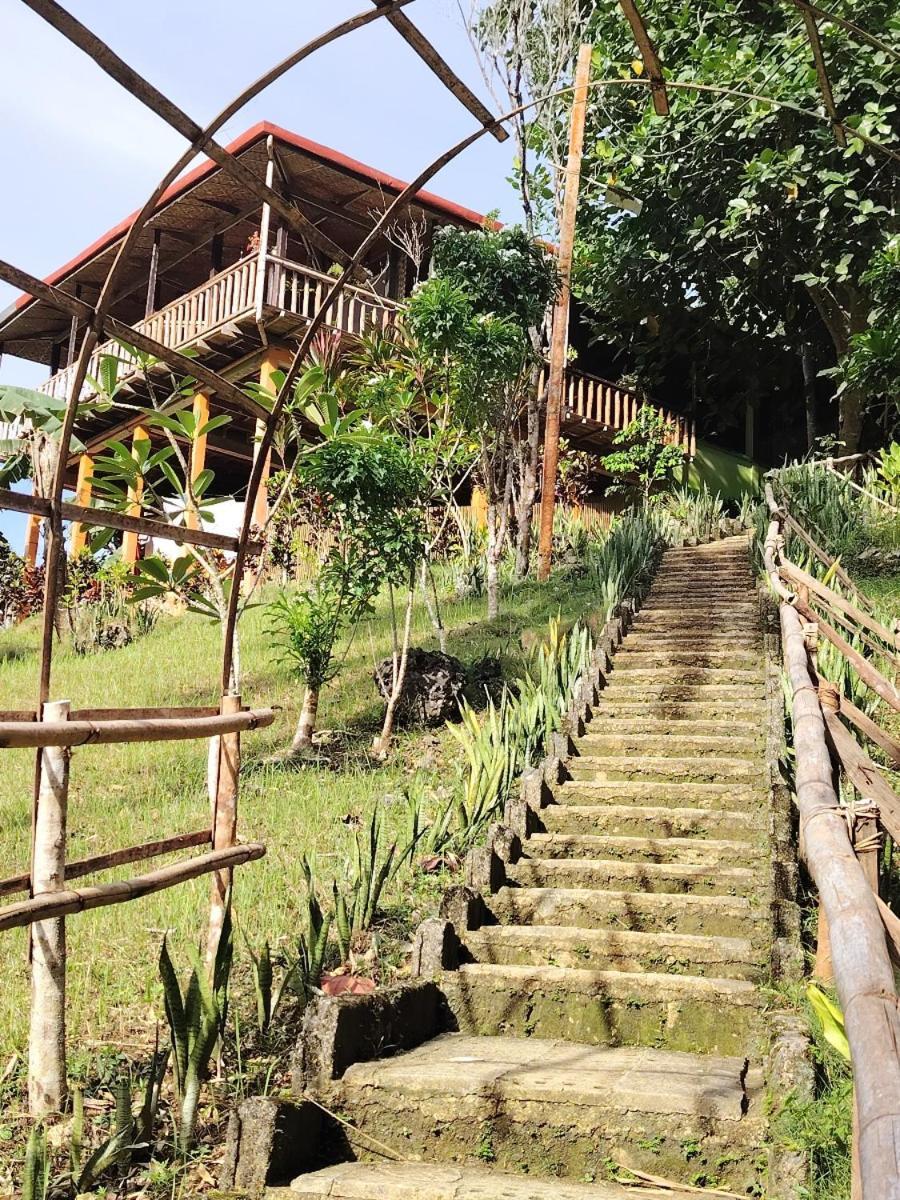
xmin=220 ymin=1097 xmax=321 ymax=1193
xmin=373 ymin=648 xmax=467 ymax=727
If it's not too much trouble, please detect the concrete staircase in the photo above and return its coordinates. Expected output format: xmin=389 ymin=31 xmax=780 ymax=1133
xmin=288 ymin=537 xmax=773 ymax=1198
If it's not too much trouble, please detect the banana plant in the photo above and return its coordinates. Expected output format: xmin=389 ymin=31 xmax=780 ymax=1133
xmin=158 ymin=904 xmax=233 ymax=1155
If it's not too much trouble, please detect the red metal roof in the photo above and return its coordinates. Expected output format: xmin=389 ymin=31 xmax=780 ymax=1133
xmin=11 ymin=121 xmax=488 ymax=313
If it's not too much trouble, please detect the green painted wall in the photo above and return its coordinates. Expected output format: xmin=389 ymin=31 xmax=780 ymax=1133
xmin=686 ymin=439 xmax=761 ymax=499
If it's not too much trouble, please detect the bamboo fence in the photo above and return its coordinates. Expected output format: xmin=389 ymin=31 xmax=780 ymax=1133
xmin=765 ymin=484 xmax=900 ymax=1195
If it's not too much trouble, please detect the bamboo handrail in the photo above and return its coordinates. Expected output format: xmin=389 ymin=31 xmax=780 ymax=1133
xmin=0 ymin=829 xmax=211 ymax=897
xmin=781 ymin=604 xmax=900 ymax=1195
xmin=780 ymin=559 xmax=900 ymax=656
xmin=0 ymin=707 xmax=274 ymax=750
xmin=793 ymin=596 xmax=900 ymax=713
xmin=823 ymin=707 xmax=900 ymax=842
xmin=0 ymin=844 xmax=266 ymax=932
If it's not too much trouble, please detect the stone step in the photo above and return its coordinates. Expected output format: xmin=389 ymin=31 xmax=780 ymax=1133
xmin=462 ymin=923 xmax=763 ymax=980
xmin=565 ymin=755 xmax=766 ymax=784
xmin=542 ymin=803 xmax=759 ymax=841
xmin=507 ymin=857 xmax=757 ymax=896
xmin=524 ymin=832 xmax=762 ymax=866
xmin=608 ymin=667 xmax=766 ymax=688
xmin=583 ymin=717 xmax=762 ymax=738
xmin=614 ymin=647 xmax=763 ymax=667
xmin=555 ymin=779 xmax=764 ymax=810
xmin=621 ymin=634 xmax=762 ymax=651
xmin=638 ymin=601 xmax=760 ymax=616
xmin=596 ymin=685 xmax=767 ymax=707
xmin=576 ymin=732 xmax=759 ymax=758
xmin=488 ymin=885 xmax=768 ymax=938
xmin=442 ymin=964 xmax=761 ymax=1055
xmin=285 ymin=1162 xmax=695 ymax=1200
xmin=327 ymin=1035 xmax=764 ymax=1191
xmin=590 ymin=699 xmax=767 ymax=721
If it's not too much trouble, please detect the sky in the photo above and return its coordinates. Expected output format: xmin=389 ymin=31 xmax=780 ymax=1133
xmin=0 ymin=0 xmax=522 ymax=548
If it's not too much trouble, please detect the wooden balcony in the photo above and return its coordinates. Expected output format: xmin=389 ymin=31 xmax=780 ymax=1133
xmin=36 ymin=250 xmax=693 ymax=455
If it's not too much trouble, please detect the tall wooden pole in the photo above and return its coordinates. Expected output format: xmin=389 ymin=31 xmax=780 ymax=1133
xmin=537 ymin=44 xmax=592 ymax=582
xmin=29 ymin=699 xmax=70 ymax=1115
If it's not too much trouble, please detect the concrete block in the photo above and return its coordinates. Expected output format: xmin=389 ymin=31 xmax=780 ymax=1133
xmin=220 ymin=1096 xmax=321 ymax=1193
xmin=411 ymin=918 xmax=459 ymax=977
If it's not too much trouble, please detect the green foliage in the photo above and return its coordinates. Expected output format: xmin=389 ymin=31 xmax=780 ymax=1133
xmin=601 ymin=407 xmax=685 ymax=501
xmin=841 ymin=236 xmax=900 ymax=434
xmin=877 ymin=441 xmax=900 ymax=503
xmin=429 ymin=223 xmax=559 ymax=334
xmin=267 ymin=584 xmax=347 ymax=692
xmin=585 ymin=510 xmax=663 ymax=619
xmin=658 ymin=485 xmax=726 ymax=543
xmin=332 ymin=812 xmax=420 ymax=959
xmin=158 ymin=905 xmax=233 ymax=1155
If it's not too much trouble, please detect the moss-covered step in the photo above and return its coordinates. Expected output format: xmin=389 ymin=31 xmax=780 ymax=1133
xmin=284 ymin=1161 xmax=694 ymax=1199
xmin=525 ymin=832 xmax=763 ymax=867
xmin=323 ymin=1035 xmax=764 ymax=1192
xmin=487 ymin=885 xmax=769 ymax=939
xmin=581 ymin=717 xmax=763 ymax=739
xmin=612 ymin=647 xmax=764 ymax=669
xmin=541 ymin=803 xmax=760 ymax=841
xmin=586 ymin=698 xmax=768 ymax=721
xmin=575 ymin=732 xmax=760 ymax=758
xmin=562 ymin=755 xmax=766 ymax=784
xmin=461 ymin=923 xmax=764 ymax=980
xmin=440 ymin=963 xmax=761 ymax=1054
xmin=506 ymin=856 xmax=757 ymax=897
xmin=553 ymin=779 xmax=765 ymax=811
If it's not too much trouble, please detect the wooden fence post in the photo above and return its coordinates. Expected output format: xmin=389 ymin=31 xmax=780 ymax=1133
xmin=29 ymin=699 xmax=70 ymax=1115
xmin=207 ymin=694 xmax=241 ymax=966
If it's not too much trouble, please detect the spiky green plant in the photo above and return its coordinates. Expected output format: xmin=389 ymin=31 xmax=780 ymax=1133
xmin=158 ymin=904 xmax=233 ymax=1155
xmin=22 ymin=1125 xmax=49 ymax=1200
xmin=658 ymin=485 xmax=726 ymax=543
xmin=332 ymin=813 xmax=419 ymax=959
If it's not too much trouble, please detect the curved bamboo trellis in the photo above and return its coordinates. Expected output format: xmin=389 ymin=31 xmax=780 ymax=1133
xmin=2 ymin=0 xmax=897 ymax=1129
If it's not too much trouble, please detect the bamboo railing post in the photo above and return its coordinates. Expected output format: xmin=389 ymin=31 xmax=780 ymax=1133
xmin=28 ymin=699 xmax=70 ymax=1116
xmin=207 ymin=694 xmax=241 ymax=966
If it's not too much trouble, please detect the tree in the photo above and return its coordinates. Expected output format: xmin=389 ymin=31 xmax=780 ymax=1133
xmin=514 ymin=2 xmax=898 ymax=453
xmin=407 ymin=275 xmax=534 ymax=619
xmin=424 ymin=223 xmax=559 ymax=582
xmin=601 ymin=406 xmax=685 ymax=503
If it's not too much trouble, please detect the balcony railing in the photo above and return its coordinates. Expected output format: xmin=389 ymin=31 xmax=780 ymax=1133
xmin=35 ymin=250 xmax=693 ymax=453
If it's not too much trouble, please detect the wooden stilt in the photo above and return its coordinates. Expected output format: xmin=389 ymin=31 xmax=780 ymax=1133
xmin=121 ymin=426 xmax=149 ymax=565
xmin=251 ymin=352 xmax=290 ymax=529
xmin=187 ymin=393 xmax=210 ymax=530
xmin=28 ymin=699 xmax=70 ymax=1116
xmin=537 ymin=45 xmax=592 ymax=582
xmin=470 ymin=486 xmax=488 ymax=529
xmin=23 ymin=510 xmax=41 ymax=568
xmin=68 ymin=454 xmax=94 ymax=556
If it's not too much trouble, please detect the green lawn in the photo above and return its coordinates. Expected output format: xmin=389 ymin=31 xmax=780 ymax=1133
xmin=0 ymin=567 xmax=600 ymax=1064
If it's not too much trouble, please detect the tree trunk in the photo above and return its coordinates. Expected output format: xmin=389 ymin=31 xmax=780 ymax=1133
xmin=805 ymin=280 xmax=869 ymax=453
xmin=486 ymin=506 xmax=501 ymax=621
xmin=513 ymin=361 xmax=543 ymax=579
xmin=801 ymin=343 xmax=818 ymax=453
xmin=420 ymin=558 xmax=447 ymax=653
xmin=289 ymin=686 xmax=320 ymax=754
xmin=839 ymin=384 xmax=866 ymax=456
xmin=373 ymin=575 xmax=415 ymax=756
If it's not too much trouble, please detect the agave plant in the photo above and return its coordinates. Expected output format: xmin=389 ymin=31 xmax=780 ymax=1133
xmin=158 ymin=905 xmax=233 ymax=1155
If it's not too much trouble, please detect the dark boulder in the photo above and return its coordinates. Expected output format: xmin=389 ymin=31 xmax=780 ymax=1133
xmin=373 ymin=648 xmax=467 ymax=727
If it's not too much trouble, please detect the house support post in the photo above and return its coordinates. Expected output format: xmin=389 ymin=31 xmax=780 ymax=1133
xmin=187 ymin=393 xmax=210 ymax=530
xmin=537 ymin=44 xmax=592 ymax=581
xmin=69 ymin=454 xmax=94 ymax=556
xmin=28 ymin=699 xmax=70 ymax=1116
xmin=251 ymin=352 xmax=290 ymax=529
xmin=122 ymin=426 xmax=149 ymax=565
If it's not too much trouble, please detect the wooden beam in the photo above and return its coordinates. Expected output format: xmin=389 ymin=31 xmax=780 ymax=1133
xmin=0 ymin=706 xmax=274 ymax=750
xmin=618 ymin=0 xmax=669 ymax=116
xmin=371 ymin=2 xmax=508 ymax=142
xmin=145 ymin=230 xmax=161 ymax=318
xmin=537 ymin=44 xmax=592 ymax=581
xmin=0 ymin=488 xmax=261 ymax=556
xmin=68 ymin=453 xmax=93 ymax=555
xmin=0 ymin=844 xmax=266 ymax=933
xmin=794 ymin=595 xmax=900 ymax=713
xmin=824 ymin=708 xmax=900 ymax=843
xmin=781 ymin=559 xmax=899 ymax=657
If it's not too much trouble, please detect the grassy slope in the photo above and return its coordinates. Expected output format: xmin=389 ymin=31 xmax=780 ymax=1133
xmin=0 ymin=568 xmax=598 ymax=1062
